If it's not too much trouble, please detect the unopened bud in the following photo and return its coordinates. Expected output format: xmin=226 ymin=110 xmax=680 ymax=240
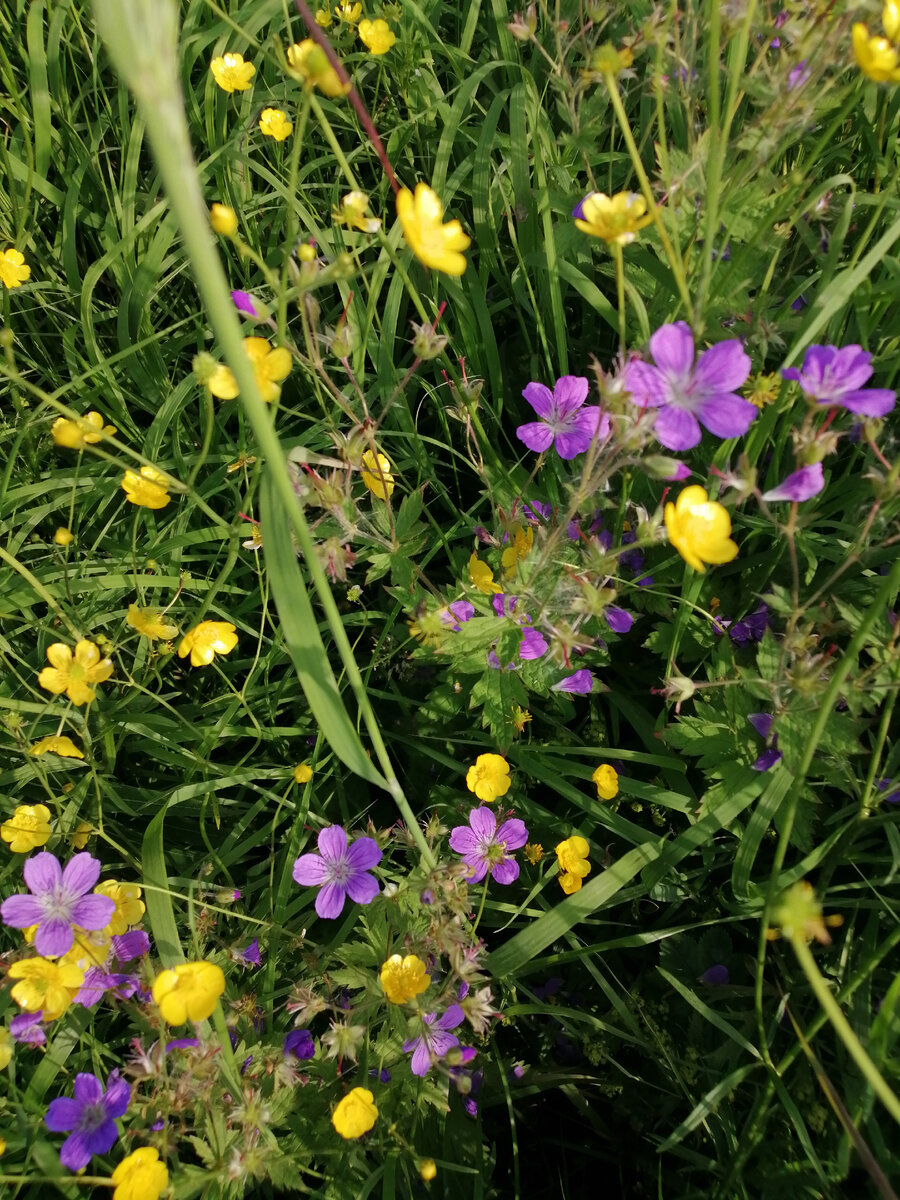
xmin=192 ymin=351 xmax=219 ymax=387
xmin=411 ymin=320 xmax=449 ymax=360
xmin=210 ymin=203 xmax=238 ymax=236
xmin=508 ymin=3 xmax=537 ymax=40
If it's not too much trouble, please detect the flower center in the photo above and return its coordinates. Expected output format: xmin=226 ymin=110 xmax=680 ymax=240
xmin=78 ymin=1101 xmax=108 ymax=1133
xmin=327 ymin=858 xmax=351 ymax=886
xmin=68 ymin=663 xmax=85 ymax=681
xmin=41 ymin=886 xmax=74 ymax=923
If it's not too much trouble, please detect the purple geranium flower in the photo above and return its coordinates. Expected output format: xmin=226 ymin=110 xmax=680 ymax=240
xmin=292 ymin=825 xmax=381 ymax=919
xmin=522 ymin=500 xmax=553 ymax=523
xmin=44 ymin=1071 xmax=130 ymax=1170
xmin=10 ymin=1011 xmax=46 ymax=1045
xmin=284 ymin=1029 xmax=315 ymax=1060
xmin=787 ymin=59 xmax=810 ymax=90
xmin=551 ymin=669 xmax=595 ymax=694
xmin=448 ymin=807 xmax=528 ymax=885
xmin=782 ymin=345 xmax=896 ymax=416
xmin=729 ymin=603 xmax=769 ymax=646
xmin=231 ymin=290 xmax=260 ymax=317
xmin=0 ymin=852 xmax=114 ymax=958
xmin=403 ymin=1005 xmax=465 ymax=1077
xmin=111 ymin=930 xmax=150 ymax=963
xmin=604 ymin=606 xmax=633 ymax=634
xmin=749 ymin=713 xmax=782 ymax=771
xmin=440 ymin=600 xmax=475 ymax=630
xmin=516 ymin=375 xmax=610 ymax=460
xmin=624 ymin=321 xmax=755 ymax=450
xmin=762 ymin=462 xmax=824 ymax=502
xmin=237 ymin=938 xmax=262 ymax=968
xmin=519 ymin=626 xmax=549 ymax=659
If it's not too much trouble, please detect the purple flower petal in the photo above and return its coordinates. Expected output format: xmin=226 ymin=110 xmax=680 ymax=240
xmin=345 ymin=837 xmax=382 ymax=872
xmin=496 ymin=818 xmax=529 ymax=850
xmin=835 ymin=388 xmax=896 ymax=417
xmin=519 ymin=627 xmax=548 ymax=659
xmin=624 ymin=360 xmax=669 ymax=408
xmin=429 ymin=1030 xmax=461 ymax=1060
xmin=692 ymin=340 xmax=752 ymax=393
xmin=317 ymin=825 xmax=348 ymax=863
xmin=23 ymin=851 xmax=62 ymax=895
xmin=409 ymin=1037 xmax=432 ymax=1077
xmin=521 ymin=381 xmax=555 ymax=418
xmin=449 ymin=826 xmax=479 ymax=855
xmin=0 ymin=894 xmax=44 ymax=928
xmin=516 ymin=421 xmax=555 ymax=453
xmin=649 ymin=321 xmax=695 ymax=376
xmin=34 ymin=917 xmax=75 ymax=958
xmin=59 ymin=1131 xmax=95 ymax=1171
xmin=491 ymin=859 xmax=520 ymax=884
xmin=604 ymin=606 xmax=633 ymax=633
xmin=112 ymin=930 xmax=150 ymax=962
xmin=762 ymin=462 xmax=824 ymax=502
xmin=45 ymin=1098 xmax=81 ymax=1132
xmin=552 ymin=375 xmax=590 ymax=418
xmin=468 ymin=807 xmax=497 ymax=840
xmin=552 ymin=669 xmax=594 ymax=694
xmin=10 ymin=1011 xmax=46 ymax=1044
xmin=753 ymin=748 xmax=783 ymax=772
xmin=73 ymin=1073 xmax=104 ymax=1106
xmin=285 ymin=1029 xmax=315 ymax=1059
xmin=700 ymin=964 xmax=730 ymax=986
xmin=654 ymin=405 xmax=702 ymax=451
xmin=104 ymin=1072 xmax=131 ymax=1118
xmin=292 ymin=853 xmax=329 ymax=886
xmin=695 ymin=393 xmax=757 ymax=439
xmin=555 ymin=408 xmax=607 ymax=459
xmin=345 ymin=871 xmax=380 ymax=905
xmin=314 ymin=881 xmax=346 ymax=919
xmin=435 ymin=1005 xmax=465 ymax=1031
xmin=70 ymin=894 xmax=115 ymax=931
xmin=74 ymin=967 xmax=112 ymax=1008
xmin=61 ymin=852 xmax=102 ymax=896
xmin=748 ymin=713 xmax=773 ymax=739
xmin=231 ymin=289 xmax=259 ymax=317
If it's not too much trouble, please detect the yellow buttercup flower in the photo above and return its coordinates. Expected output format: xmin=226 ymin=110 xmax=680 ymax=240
xmin=885 ymin=0 xmax=900 ymax=40
xmin=71 ymin=821 xmax=92 ymax=850
xmin=259 ymin=107 xmax=293 ymax=141
xmin=122 ymin=466 xmax=171 ymax=510
xmin=466 ymin=753 xmax=511 ymax=803
xmin=397 ymin=184 xmax=470 ymax=276
xmin=2 ymin=804 xmax=52 ymax=852
xmin=38 ymin=640 xmax=114 ymax=706
xmin=664 ymin=485 xmax=738 ymax=573
xmin=126 ymin=604 xmax=178 ymax=641
xmin=420 ymin=1160 xmax=437 ymax=1182
xmin=468 ymin=553 xmax=502 ymax=595
xmin=500 ymin=525 xmax=533 ymax=577
xmin=0 ymin=1028 xmax=12 ymax=1070
xmin=51 ymin=410 xmax=117 ymax=449
xmin=333 ymin=191 xmax=381 ymax=233
xmin=60 ymin=927 xmax=112 ymax=970
xmin=210 ymin=203 xmax=238 ymax=236
xmin=524 ymin=842 xmax=543 ymax=864
xmin=8 ymin=957 xmax=84 ymax=1021
xmin=111 ymin=1147 xmax=169 ymax=1200
xmin=53 ymin=527 xmax=74 ymax=547
xmin=152 ymin=960 xmax=225 ymax=1024
xmin=360 ymin=450 xmax=394 ymax=499
xmin=592 ymin=763 xmax=618 ymax=800
xmin=210 ymin=52 xmax=256 ymax=93
xmin=380 ymin=953 xmax=430 ymax=1004
xmin=293 ymin=763 xmax=314 ymax=784
xmin=315 ymin=8 xmax=332 ymax=27
xmin=207 ymin=336 xmax=293 ymax=404
xmin=0 ymin=248 xmax=31 ymax=289
xmin=588 ymin=42 xmax=634 ymax=76
xmin=29 ymin=735 xmax=84 ymax=760
xmin=95 ymin=880 xmax=145 ymax=936
xmin=359 ymin=18 xmax=396 ymax=54
xmin=852 ymin=22 xmax=900 ymax=82
xmin=335 ymin=1 xmax=362 ymax=23
xmin=555 ymin=835 xmax=591 ymax=895
xmin=332 ymin=1087 xmax=378 ymax=1139
xmin=178 ymin=620 xmax=239 ymax=667
xmin=574 ymin=191 xmax=652 ymax=245
xmin=287 ymin=40 xmax=349 ymax=98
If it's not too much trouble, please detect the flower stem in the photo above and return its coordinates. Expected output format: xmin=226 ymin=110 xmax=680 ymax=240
xmin=612 ymin=241 xmax=626 ymax=350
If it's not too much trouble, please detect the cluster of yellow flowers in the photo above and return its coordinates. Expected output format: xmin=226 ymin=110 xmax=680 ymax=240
xmin=556 ymin=835 xmax=591 ymax=894
xmin=853 ymin=2 xmax=900 ymax=83
xmin=312 ymin=5 xmax=397 ymax=55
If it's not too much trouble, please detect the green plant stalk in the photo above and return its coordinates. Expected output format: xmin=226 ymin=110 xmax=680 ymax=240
xmin=604 ymin=72 xmax=695 ymax=325
xmin=612 ymin=241 xmax=626 ymax=350
xmin=789 ymin=933 xmax=900 ymax=1127
xmin=90 ymin=0 xmax=435 ymax=868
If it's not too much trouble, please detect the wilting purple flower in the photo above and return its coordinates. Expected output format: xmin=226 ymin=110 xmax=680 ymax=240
xmin=782 ymin=345 xmax=896 ymax=416
xmin=369 ymin=1067 xmax=392 ymax=1082
xmin=522 ymin=500 xmax=553 ymax=523
xmin=449 ymin=807 xmax=528 ymax=885
xmin=877 ymin=779 xmax=900 ymax=805
xmin=787 ymin=59 xmax=810 ymax=90
xmin=441 ymin=600 xmax=476 ymax=630
xmin=292 ymin=825 xmax=381 ymax=919
xmin=552 ymin=669 xmax=595 ymax=694
xmin=516 ymin=375 xmax=610 ymax=460
xmin=10 ymin=1011 xmax=46 ymax=1045
xmin=604 ymin=606 xmax=633 ymax=634
xmin=624 ymin=322 xmax=755 ymax=450
xmin=112 ymin=930 xmax=150 ymax=963
xmin=238 ymin=938 xmax=262 ymax=968
xmin=403 ymin=1006 xmax=465 ymax=1077
xmin=729 ymin=604 xmax=769 ymax=646
xmin=284 ymin=1029 xmax=315 ymax=1060
xmin=0 ymin=852 xmax=114 ymax=958
xmin=519 ymin=626 xmax=549 ymax=659
xmin=74 ymin=968 xmax=114 ymax=1008
xmin=762 ymin=462 xmax=824 ymax=502
xmin=700 ymin=964 xmax=730 ymax=986
xmin=749 ymin=713 xmax=782 ymax=771
xmin=231 ymin=289 xmax=260 ymax=317
xmin=44 ymin=1071 xmax=130 ymax=1170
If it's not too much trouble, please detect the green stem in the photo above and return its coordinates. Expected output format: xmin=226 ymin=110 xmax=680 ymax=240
xmin=612 ymin=241 xmax=626 ymax=350
xmin=789 ymin=933 xmax=900 ymax=1127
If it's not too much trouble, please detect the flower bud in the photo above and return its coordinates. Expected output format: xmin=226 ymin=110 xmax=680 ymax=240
xmin=210 ymin=203 xmax=238 ymax=236
xmin=411 ymin=320 xmax=449 ymax=360
xmin=192 ymin=351 xmax=220 ymax=388
xmin=508 ymin=4 xmax=537 ymax=40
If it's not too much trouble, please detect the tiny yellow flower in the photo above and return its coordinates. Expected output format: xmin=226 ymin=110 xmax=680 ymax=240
xmin=468 ymin=553 xmax=502 ymax=595
xmin=152 ymin=960 xmax=225 ymax=1024
xmin=555 ymin=835 xmax=591 ymax=895
xmin=420 ymin=1159 xmax=437 ymax=1182
xmin=360 ymin=450 xmax=394 ymax=499
xmin=71 ymin=821 xmax=92 ymax=850
xmin=592 ymin=763 xmax=619 ymax=800
xmin=293 ymin=762 xmax=314 ymax=784
xmin=207 ymin=336 xmax=293 ymax=403
xmin=500 ymin=525 xmax=533 ymax=577
xmin=178 ymin=620 xmax=239 ymax=667
xmin=335 ymin=1 xmax=362 ymax=23
xmin=95 ymin=880 xmax=145 ymax=935
xmin=38 ymin=640 xmax=114 ymax=706
xmin=126 ymin=604 xmax=179 ymax=641
xmin=574 ymin=191 xmax=652 ymax=245
xmin=51 ymin=410 xmax=117 ymax=449
xmin=853 ymin=21 xmax=900 ymax=83
xmin=287 ymin=40 xmax=349 ymax=98
xmin=121 ymin=466 xmax=172 ymax=510
xmin=380 ymin=953 xmax=430 ymax=1004
xmin=29 ymin=735 xmax=84 ymax=760
xmin=396 ymin=183 xmax=470 ymax=276
xmin=53 ymin=527 xmax=74 ymax=547
xmin=466 ymin=753 xmax=512 ymax=803
xmin=210 ymin=52 xmax=256 ymax=93
xmin=664 ymin=485 xmax=738 ymax=573
xmin=359 ymin=18 xmax=396 ymax=54
xmin=2 ymin=804 xmax=52 ymax=852
xmin=524 ymin=842 xmax=543 ymax=865
xmin=333 ymin=190 xmax=382 ymax=233
xmin=512 ymin=706 xmax=532 ymax=733
xmin=259 ymin=107 xmax=293 ymax=141
xmin=746 ymin=371 xmax=780 ymax=409
xmin=771 ymin=881 xmax=844 ymax=945
xmin=210 ymin=203 xmax=239 ymax=236
xmin=8 ymin=957 xmax=84 ymax=1021
xmin=0 ymin=247 xmax=31 ymax=289
xmin=315 ymin=8 xmax=332 ymax=27
xmin=588 ymin=42 xmax=634 ymax=76
xmin=332 ymin=1086 xmax=378 ymax=1138
xmin=0 ymin=1028 xmax=11 ymax=1070
xmin=0 ymin=1135 xmax=5 ymax=1155
xmin=111 ymin=1147 xmax=170 ymax=1200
